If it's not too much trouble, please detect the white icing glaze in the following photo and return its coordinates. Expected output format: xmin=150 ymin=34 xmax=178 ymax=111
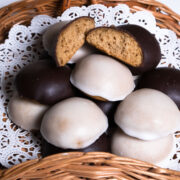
xmin=111 ymin=129 xmax=175 ymax=167
xmin=8 ymin=94 xmax=49 ymax=130
xmin=115 ymin=89 xmax=180 ymax=140
xmin=70 ymin=54 xmax=135 ymax=101
xmin=68 ymin=44 xmax=95 ymax=64
xmin=40 ymin=97 xmax=108 ymax=149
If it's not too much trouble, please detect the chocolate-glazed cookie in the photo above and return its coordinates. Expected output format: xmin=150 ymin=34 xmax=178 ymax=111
xmin=94 ymin=100 xmax=119 ymax=127
xmin=117 ymin=25 xmax=161 ymax=75
xmin=137 ymin=68 xmax=180 ymax=109
xmin=86 ymin=25 xmax=161 ymax=75
xmin=15 ymin=60 xmax=75 ymax=105
xmin=94 ymin=100 xmax=118 ymax=117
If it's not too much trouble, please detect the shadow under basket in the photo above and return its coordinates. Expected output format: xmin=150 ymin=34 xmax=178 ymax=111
xmin=0 ymin=0 xmax=180 ymax=179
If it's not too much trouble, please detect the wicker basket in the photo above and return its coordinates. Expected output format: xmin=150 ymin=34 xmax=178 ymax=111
xmin=0 ymin=0 xmax=180 ymax=179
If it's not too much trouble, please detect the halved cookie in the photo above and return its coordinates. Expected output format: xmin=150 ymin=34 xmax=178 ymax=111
xmin=54 ymin=17 xmax=95 ymax=66
xmin=86 ymin=25 xmax=161 ymax=74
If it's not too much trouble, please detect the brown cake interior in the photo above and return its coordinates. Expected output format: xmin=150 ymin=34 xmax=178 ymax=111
xmin=55 ymin=17 xmax=95 ymax=66
xmin=86 ymin=27 xmax=142 ymax=67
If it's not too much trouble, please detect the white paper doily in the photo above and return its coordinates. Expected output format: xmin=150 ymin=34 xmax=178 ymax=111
xmin=0 ymin=4 xmax=180 ymax=169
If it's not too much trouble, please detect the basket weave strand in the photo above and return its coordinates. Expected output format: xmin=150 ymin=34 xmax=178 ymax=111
xmin=0 ymin=0 xmax=179 ymax=43
xmin=0 ymin=0 xmax=180 ymax=179
xmin=0 ymin=152 xmax=180 ymax=180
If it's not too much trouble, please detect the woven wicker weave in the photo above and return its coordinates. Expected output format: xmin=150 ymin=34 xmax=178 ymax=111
xmin=0 ymin=0 xmax=180 ymax=179
xmin=1 ymin=152 xmax=180 ymax=179
xmin=0 ymin=0 xmax=179 ymax=43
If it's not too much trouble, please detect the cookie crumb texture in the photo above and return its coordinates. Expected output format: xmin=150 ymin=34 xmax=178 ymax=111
xmin=86 ymin=27 xmax=142 ymax=67
xmin=55 ymin=17 xmax=95 ymax=66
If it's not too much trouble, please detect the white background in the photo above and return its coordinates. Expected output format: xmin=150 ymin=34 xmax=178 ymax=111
xmin=0 ymin=0 xmax=179 ymax=15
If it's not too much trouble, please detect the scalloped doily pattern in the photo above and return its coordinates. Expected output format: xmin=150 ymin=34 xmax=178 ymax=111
xmin=0 ymin=4 xmax=180 ymax=169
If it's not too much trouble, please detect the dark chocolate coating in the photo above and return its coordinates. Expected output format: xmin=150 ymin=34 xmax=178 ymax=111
xmin=94 ymin=100 xmax=116 ymax=116
xmin=117 ymin=25 xmax=161 ymax=75
xmin=41 ymin=133 xmax=111 ymax=157
xmin=15 ymin=60 xmax=75 ymax=105
xmin=137 ymin=67 xmax=180 ymax=109
xmin=94 ymin=100 xmax=119 ymax=127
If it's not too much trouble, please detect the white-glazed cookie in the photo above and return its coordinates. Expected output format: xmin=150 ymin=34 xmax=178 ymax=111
xmin=111 ymin=129 xmax=175 ymax=167
xmin=68 ymin=44 xmax=95 ymax=64
xmin=115 ymin=89 xmax=180 ymax=140
xmin=8 ymin=94 xmax=49 ymax=130
xmin=40 ymin=97 xmax=108 ymax=149
xmin=70 ymin=54 xmax=135 ymax=101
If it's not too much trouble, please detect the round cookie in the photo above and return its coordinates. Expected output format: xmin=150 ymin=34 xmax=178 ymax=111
xmin=40 ymin=97 xmax=108 ymax=149
xmin=70 ymin=54 xmax=135 ymax=101
xmin=94 ymin=100 xmax=118 ymax=118
xmin=115 ymin=89 xmax=180 ymax=140
xmin=94 ymin=100 xmax=119 ymax=127
xmin=15 ymin=60 xmax=75 ymax=105
xmin=8 ymin=94 xmax=49 ymax=130
xmin=111 ymin=129 xmax=175 ymax=167
xmin=137 ymin=68 xmax=180 ymax=109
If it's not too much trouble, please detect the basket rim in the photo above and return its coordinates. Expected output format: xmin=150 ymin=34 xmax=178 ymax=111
xmin=0 ymin=0 xmax=179 ymax=43
xmin=0 ymin=0 xmax=180 ymax=179
xmin=1 ymin=151 xmax=180 ymax=179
